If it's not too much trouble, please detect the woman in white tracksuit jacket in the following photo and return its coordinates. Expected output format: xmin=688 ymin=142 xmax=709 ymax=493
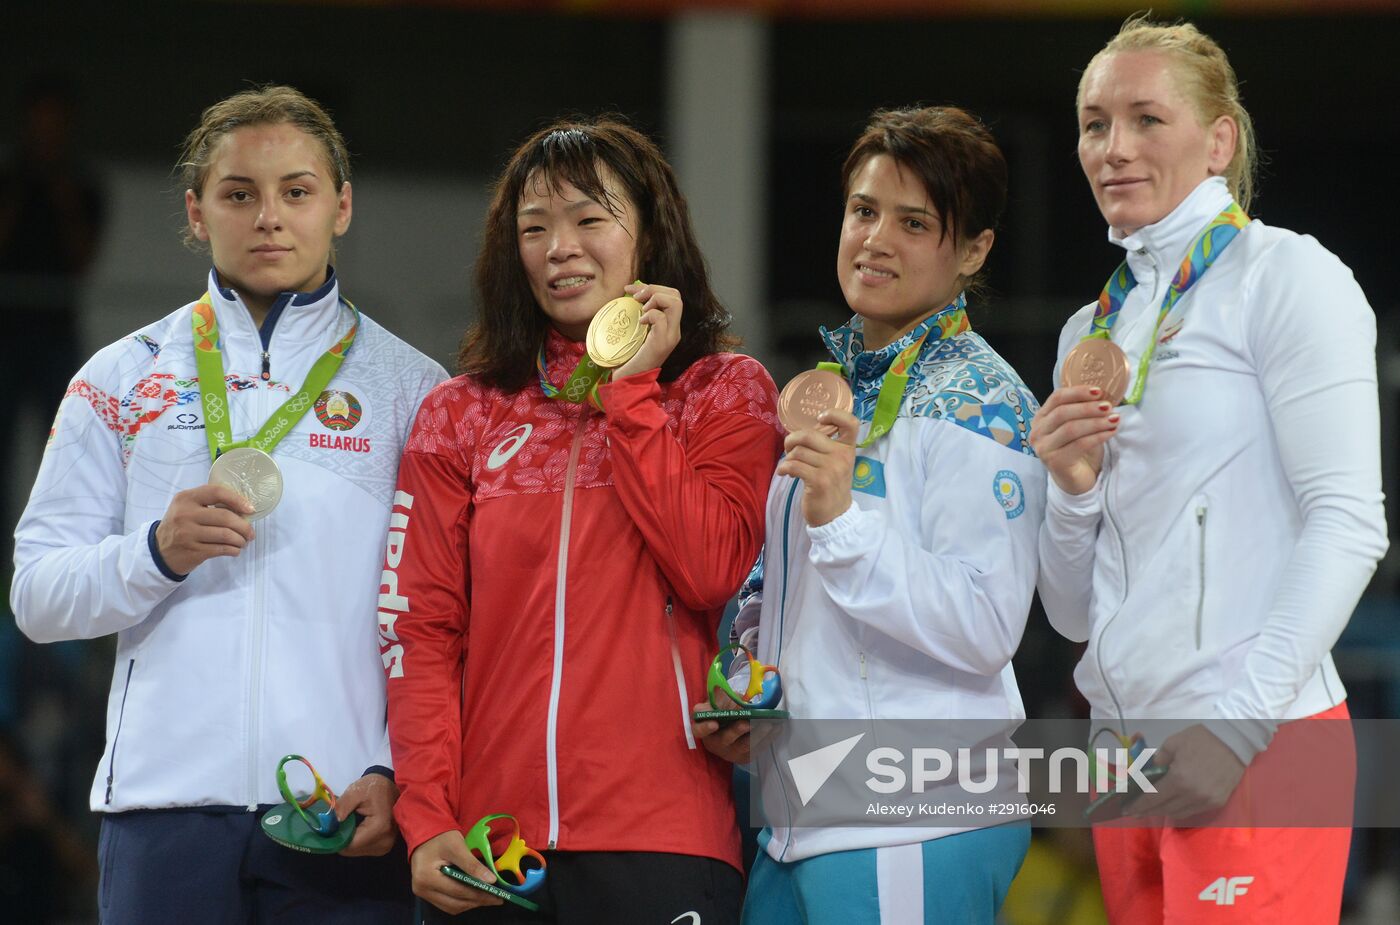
xmin=10 ymin=87 xmax=446 ymax=923
xmin=694 ymin=106 xmax=1045 ymax=925
xmin=1031 ymin=18 xmax=1388 ymax=922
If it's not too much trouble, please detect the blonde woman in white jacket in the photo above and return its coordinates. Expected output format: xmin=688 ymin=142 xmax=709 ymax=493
xmin=1031 ymin=17 xmax=1387 ymax=922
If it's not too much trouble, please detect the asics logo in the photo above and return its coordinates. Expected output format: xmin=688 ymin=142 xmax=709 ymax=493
xmin=487 ymin=424 xmax=533 ymax=470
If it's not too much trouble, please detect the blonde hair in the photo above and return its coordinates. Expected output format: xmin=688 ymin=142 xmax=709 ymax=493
xmin=1078 ymin=14 xmax=1257 ymax=212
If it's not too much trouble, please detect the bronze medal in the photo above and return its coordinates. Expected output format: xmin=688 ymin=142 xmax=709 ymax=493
xmin=585 ymin=296 xmax=646 ymax=368
xmin=778 ymin=369 xmax=854 ymax=433
xmin=1062 ymin=339 xmax=1132 ymax=407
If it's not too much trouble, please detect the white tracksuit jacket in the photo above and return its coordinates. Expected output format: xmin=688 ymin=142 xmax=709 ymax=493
xmin=735 ymin=303 xmax=1046 ymax=862
xmin=11 ymin=269 xmax=446 ymax=812
xmin=1038 ymin=177 xmax=1389 ymax=762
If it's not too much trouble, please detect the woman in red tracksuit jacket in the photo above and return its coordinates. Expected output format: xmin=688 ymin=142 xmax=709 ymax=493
xmin=381 ymin=117 xmax=783 ymax=923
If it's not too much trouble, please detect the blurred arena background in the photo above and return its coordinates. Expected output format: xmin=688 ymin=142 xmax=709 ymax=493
xmin=3 ymin=0 xmax=1398 ymax=920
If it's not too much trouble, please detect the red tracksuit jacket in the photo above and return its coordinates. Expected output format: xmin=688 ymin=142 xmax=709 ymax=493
xmin=383 ymin=331 xmax=782 ymax=870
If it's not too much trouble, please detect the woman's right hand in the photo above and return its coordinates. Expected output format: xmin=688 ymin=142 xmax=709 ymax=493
xmin=409 ymin=829 xmax=505 ymax=914
xmin=692 ymin=697 xmax=752 ymax=765
xmin=155 ymin=485 xmax=256 ymax=576
xmin=1028 ymin=386 xmax=1119 ymax=495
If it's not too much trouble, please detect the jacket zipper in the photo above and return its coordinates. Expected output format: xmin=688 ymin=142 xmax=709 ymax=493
xmin=1194 ymin=505 xmax=1208 ymax=649
xmin=256 ymin=295 xmax=288 ymax=381
xmin=663 ymin=596 xmax=697 ymax=750
xmin=104 ymin=659 xmax=135 ymax=804
xmin=859 ymin=652 xmax=875 ymax=720
xmin=546 ymin=415 xmax=588 ymax=850
xmin=772 ymin=478 xmax=802 ymax=860
xmin=774 ymin=480 xmax=801 ymax=659
xmin=1094 ymin=442 xmax=1129 ymax=723
xmin=244 ymin=374 xmax=274 ymax=808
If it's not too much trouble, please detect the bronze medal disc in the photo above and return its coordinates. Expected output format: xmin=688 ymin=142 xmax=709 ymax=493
xmin=778 ymin=369 xmax=854 ymax=433
xmin=1061 ymin=339 xmax=1132 ymax=407
xmin=586 ymin=296 xmax=646 ymax=368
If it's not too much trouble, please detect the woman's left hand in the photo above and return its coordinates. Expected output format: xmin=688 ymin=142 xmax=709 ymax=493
xmin=612 ymin=281 xmax=683 ymax=379
xmin=1127 ymin=724 xmax=1246 ymax=820
xmin=336 ymin=772 xmax=400 ymax=857
xmin=777 ymin=409 xmax=859 ymax=527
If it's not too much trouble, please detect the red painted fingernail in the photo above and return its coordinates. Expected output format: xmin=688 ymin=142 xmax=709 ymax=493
xmin=1108 ymin=414 xmax=1120 ymax=424
xmin=1089 ymin=388 xmax=1102 ymax=396
xmin=1098 ymin=403 xmax=1112 ymax=412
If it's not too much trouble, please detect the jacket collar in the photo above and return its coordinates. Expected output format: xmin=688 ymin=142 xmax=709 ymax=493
xmin=819 ymin=298 xmax=964 ymax=395
xmin=205 ymin=266 xmax=344 ymax=343
xmin=542 ymin=326 xmax=588 ymax=385
xmin=1111 ymin=176 xmax=1234 ymax=282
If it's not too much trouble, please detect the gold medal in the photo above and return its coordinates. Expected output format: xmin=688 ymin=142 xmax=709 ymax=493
xmin=585 ymin=296 xmax=647 ymax=368
xmin=208 ymin=447 xmax=284 ymax=521
xmin=778 ymin=369 xmax=854 ymax=434
xmin=1062 ymin=339 xmax=1132 ymax=408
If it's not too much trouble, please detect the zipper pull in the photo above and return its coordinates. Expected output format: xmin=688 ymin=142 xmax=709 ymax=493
xmin=665 ymin=595 xmax=673 ymax=616
xmin=105 ymin=774 xmax=114 ymax=803
xmin=1196 ymin=506 xmax=1206 ymax=524
xmin=859 ymin=652 xmax=867 ymax=679
xmin=261 ymin=351 xmax=271 ymax=381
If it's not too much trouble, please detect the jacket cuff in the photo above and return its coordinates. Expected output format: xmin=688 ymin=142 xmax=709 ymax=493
xmin=394 ymin=787 xmax=460 ymax=858
xmin=1045 ymin=476 xmax=1103 ymax=519
xmin=147 ymin=521 xmax=188 ymax=582
xmin=597 ymin=367 xmax=662 ymax=416
xmin=362 ymin=765 xmax=395 ymax=783
xmin=1205 ymin=713 xmax=1274 ymax=765
xmin=806 ymin=503 xmax=865 ymax=555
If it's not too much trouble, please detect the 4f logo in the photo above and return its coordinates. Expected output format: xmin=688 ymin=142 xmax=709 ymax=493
xmin=1199 ymin=876 xmax=1254 ymax=906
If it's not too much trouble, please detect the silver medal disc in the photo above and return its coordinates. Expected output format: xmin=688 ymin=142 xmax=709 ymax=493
xmin=208 ymin=447 xmax=283 ymax=521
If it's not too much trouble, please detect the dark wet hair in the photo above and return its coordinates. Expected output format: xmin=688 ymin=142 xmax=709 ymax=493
xmin=841 ymin=106 xmax=1007 ymax=293
xmin=460 ymin=115 xmax=736 ymax=389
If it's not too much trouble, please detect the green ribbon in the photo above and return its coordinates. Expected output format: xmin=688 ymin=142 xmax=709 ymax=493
xmin=192 ymin=291 xmax=358 ymax=462
xmin=821 ymin=298 xmax=970 ymax=448
xmin=1082 ymin=202 xmax=1250 ymax=406
xmin=535 ymin=346 xmax=607 ymax=410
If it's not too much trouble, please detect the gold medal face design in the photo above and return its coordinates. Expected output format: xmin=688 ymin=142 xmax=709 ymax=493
xmin=208 ymin=447 xmax=284 ymax=521
xmin=585 ymin=296 xmax=647 ymax=368
xmin=1062 ymin=339 xmax=1132 ymax=408
xmin=778 ymin=369 xmax=854 ymax=433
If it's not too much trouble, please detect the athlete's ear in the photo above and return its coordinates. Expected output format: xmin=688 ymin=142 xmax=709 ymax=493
xmin=186 ymin=190 xmax=210 ymax=242
xmin=958 ymin=229 xmax=994 ymax=279
xmin=333 ymin=181 xmax=352 ymax=237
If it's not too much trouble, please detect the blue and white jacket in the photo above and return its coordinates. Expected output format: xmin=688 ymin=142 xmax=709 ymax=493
xmin=11 ymin=269 xmax=447 ymax=813
xmin=735 ymin=302 xmax=1046 ymax=861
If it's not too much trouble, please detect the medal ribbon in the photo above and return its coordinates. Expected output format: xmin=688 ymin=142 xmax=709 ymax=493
xmin=536 ymin=347 xmax=607 ymax=410
xmin=192 ymin=291 xmax=359 ymax=462
xmin=536 ymin=282 xmax=647 ymax=410
xmin=820 ymin=294 xmax=972 ymax=448
xmin=1082 ymin=202 xmax=1249 ymax=405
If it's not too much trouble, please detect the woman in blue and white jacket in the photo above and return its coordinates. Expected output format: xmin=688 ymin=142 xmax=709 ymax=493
xmin=11 ymin=86 xmax=446 ymax=923
xmin=694 ymin=107 xmax=1045 ymax=924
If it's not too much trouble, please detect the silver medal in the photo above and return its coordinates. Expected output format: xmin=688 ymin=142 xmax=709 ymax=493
xmin=208 ymin=447 xmax=283 ymax=521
